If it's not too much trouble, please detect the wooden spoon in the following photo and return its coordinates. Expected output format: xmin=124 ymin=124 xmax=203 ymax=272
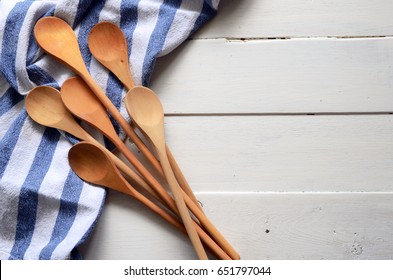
xmin=25 ymin=86 xmax=160 ymax=203
xmin=69 ymin=141 xmax=231 ymax=260
xmin=125 ymin=86 xmax=208 ymax=259
xmin=88 ymin=21 xmax=202 ymax=211
xmin=33 ymin=16 xmax=162 ymax=175
xmin=126 ymin=87 xmax=240 ymax=260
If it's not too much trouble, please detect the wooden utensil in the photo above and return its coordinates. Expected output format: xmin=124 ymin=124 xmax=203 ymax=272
xmin=88 ymin=21 xmax=202 ymax=211
xmin=125 ymin=86 xmax=210 ymax=259
xmin=126 ymin=87 xmax=240 ymax=260
xmin=69 ymin=141 xmax=232 ymax=260
xmin=25 ymin=86 xmax=160 ymax=203
xmin=61 ymin=76 xmax=208 ymax=259
xmin=33 ymin=16 xmax=162 ymax=175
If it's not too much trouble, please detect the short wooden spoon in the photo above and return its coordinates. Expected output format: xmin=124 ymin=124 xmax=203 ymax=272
xmin=88 ymin=21 xmax=202 ymax=211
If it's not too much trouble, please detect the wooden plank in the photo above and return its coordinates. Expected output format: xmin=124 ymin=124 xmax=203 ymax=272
xmin=193 ymin=0 xmax=393 ymax=38
xmin=151 ymin=38 xmax=393 ymax=114
xmin=125 ymin=115 xmax=393 ymax=192
xmin=80 ymin=192 xmax=393 ymax=259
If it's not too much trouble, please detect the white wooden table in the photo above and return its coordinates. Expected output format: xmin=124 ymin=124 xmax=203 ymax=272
xmin=80 ymin=0 xmax=393 ymax=259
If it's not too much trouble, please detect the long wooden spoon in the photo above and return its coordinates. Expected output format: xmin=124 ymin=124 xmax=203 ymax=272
xmin=125 ymin=86 xmax=209 ymax=259
xmin=61 ymin=76 xmax=207 ymax=259
xmin=69 ymin=141 xmax=231 ymax=260
xmin=88 ymin=21 xmax=201 ymax=211
xmin=33 ymin=16 xmax=162 ymax=176
xmin=126 ymin=87 xmax=240 ymax=260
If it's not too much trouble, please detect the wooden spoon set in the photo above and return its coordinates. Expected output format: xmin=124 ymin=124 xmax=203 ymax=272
xmin=26 ymin=16 xmax=239 ymax=260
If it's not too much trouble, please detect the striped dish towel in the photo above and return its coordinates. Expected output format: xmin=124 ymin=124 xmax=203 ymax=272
xmin=0 ymin=0 xmax=219 ymax=260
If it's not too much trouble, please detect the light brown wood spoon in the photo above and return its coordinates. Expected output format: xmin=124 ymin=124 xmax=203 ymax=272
xmin=69 ymin=141 xmax=231 ymax=260
xmin=88 ymin=21 xmax=202 ymax=211
xmin=33 ymin=16 xmax=162 ymax=175
xmin=125 ymin=86 xmax=208 ymax=260
xmin=25 ymin=86 xmax=161 ymax=203
xmin=126 ymin=87 xmax=240 ymax=260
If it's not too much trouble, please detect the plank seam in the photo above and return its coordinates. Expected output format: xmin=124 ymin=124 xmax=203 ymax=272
xmin=189 ymin=35 xmax=393 ymax=41
xmin=165 ymin=112 xmax=393 ymax=117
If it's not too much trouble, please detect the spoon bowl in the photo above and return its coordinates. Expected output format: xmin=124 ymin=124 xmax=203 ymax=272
xmin=69 ymin=142 xmax=130 ymax=194
xmin=26 ymin=86 xmax=88 ymax=140
xmin=88 ymin=21 xmax=134 ymax=89
xmin=34 ymin=17 xmax=87 ymax=76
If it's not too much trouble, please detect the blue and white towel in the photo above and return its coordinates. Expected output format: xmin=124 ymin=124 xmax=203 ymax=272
xmin=0 ymin=0 xmax=219 ymax=260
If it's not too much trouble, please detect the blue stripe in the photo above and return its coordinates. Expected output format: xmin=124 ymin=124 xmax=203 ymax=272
xmin=26 ymin=65 xmax=59 ymax=89
xmin=72 ymin=0 xmax=95 ymax=29
xmin=101 ymin=0 xmax=140 ymax=141
xmin=0 ymin=111 xmax=28 ymax=179
xmin=39 ymin=170 xmax=84 ymax=259
xmin=8 ymin=127 xmax=60 ymax=260
xmin=76 ymin=0 xmax=106 ymax=70
xmin=120 ymin=0 xmax=140 ymax=61
xmin=0 ymin=87 xmax=24 ymax=118
xmin=0 ymin=1 xmax=34 ymax=89
xmin=141 ymin=0 xmax=181 ymax=86
xmin=190 ymin=0 xmax=217 ymax=35
xmin=70 ymin=193 xmax=106 ymax=260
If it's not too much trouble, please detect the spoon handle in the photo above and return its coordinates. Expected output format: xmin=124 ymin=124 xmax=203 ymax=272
xmin=166 ymin=145 xmax=203 ymax=211
xmin=157 ymin=148 xmax=208 ymax=260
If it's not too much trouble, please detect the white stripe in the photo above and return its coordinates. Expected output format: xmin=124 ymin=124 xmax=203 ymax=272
xmin=50 ymin=181 xmax=104 ymax=260
xmin=97 ymin=0 xmax=122 ymax=23
xmin=129 ymin=0 xmax=163 ymax=85
xmin=15 ymin=2 xmax=57 ymax=95
xmin=0 ymin=100 xmax=25 ymax=141
xmin=22 ymin=138 xmax=73 ymax=259
xmin=160 ymin=1 xmax=204 ymax=56
xmin=54 ymin=0 xmax=79 ymax=27
xmin=0 ymin=118 xmax=44 ymax=258
xmin=0 ymin=1 xmax=23 ymax=59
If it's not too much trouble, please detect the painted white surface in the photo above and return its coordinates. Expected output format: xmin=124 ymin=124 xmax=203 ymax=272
xmin=81 ymin=0 xmax=393 ymax=259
